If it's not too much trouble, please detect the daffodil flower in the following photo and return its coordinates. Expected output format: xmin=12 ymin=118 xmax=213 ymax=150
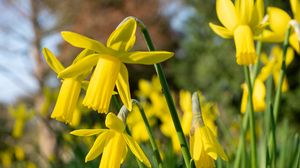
xmin=257 ymin=46 xmax=294 ymax=92
xmin=190 ymin=92 xmax=228 ymax=167
xmin=42 ymin=48 xmax=92 ymax=125
xmin=8 ymin=103 xmax=33 ymax=138
xmin=71 ymin=112 xmax=151 ymax=168
xmin=58 ymin=17 xmax=173 ymax=113
xmin=209 ymin=0 xmax=265 ymax=65
xmin=190 ymin=126 xmax=228 ymax=168
xmin=240 ymin=79 xmax=266 ymax=113
xmin=260 ymin=1 xmax=300 ymax=53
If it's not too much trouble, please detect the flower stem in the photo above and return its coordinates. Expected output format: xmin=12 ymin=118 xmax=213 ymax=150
xmin=244 ymin=66 xmax=257 ymax=168
xmin=273 ymin=26 xmax=292 ymax=123
xmin=137 ymin=20 xmax=194 ymax=168
xmin=132 ymin=99 xmax=163 ymax=168
xmin=234 ymin=41 xmax=262 ymax=168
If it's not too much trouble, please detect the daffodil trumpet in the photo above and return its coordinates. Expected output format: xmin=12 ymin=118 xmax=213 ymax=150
xmin=209 ymin=0 xmax=265 ymax=65
xmin=58 ymin=17 xmax=173 ymax=114
xmin=71 ymin=112 xmax=151 ymax=168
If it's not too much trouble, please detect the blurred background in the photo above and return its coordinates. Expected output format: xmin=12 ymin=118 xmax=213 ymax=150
xmin=0 ymin=0 xmax=299 ymax=167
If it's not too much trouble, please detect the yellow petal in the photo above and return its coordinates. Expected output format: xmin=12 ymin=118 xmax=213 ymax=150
xmin=85 ymin=130 xmax=113 ymax=162
xmin=61 ymin=31 xmax=110 ymax=53
xmin=107 ymin=17 xmax=137 ymax=51
xmin=42 ymin=48 xmax=64 ymax=74
xmin=83 ymin=55 xmax=121 ymax=113
xmin=51 ymin=79 xmax=81 ymax=124
xmin=289 ymin=32 xmax=300 ymax=54
xmin=250 ymin=0 xmax=264 ymax=28
xmin=216 ymin=0 xmax=238 ymax=31
xmin=70 ymin=129 xmax=106 ymax=136
xmin=179 ymin=90 xmax=193 ymax=135
xmin=240 ymin=83 xmax=248 ymax=113
xmin=192 ymin=128 xmax=204 ymax=160
xmin=119 ymin=51 xmax=174 ymax=65
xmin=290 ymin=0 xmax=300 ymax=22
xmin=235 ymin=0 xmax=254 ymax=24
xmin=286 ymin=47 xmax=295 ymax=66
xmin=73 ymin=49 xmax=95 ymax=63
xmin=209 ymin=23 xmax=233 ymax=38
xmin=233 ymin=25 xmax=256 ymax=65
xmin=253 ymin=79 xmax=266 ymax=112
xmin=257 ymin=62 xmax=274 ymax=82
xmin=200 ymin=126 xmax=228 ymax=161
xmin=122 ymin=134 xmax=151 ymax=167
xmin=268 ymin=7 xmax=291 ymax=35
xmin=58 ymin=54 xmax=100 ymax=78
xmin=100 ymin=133 xmax=126 ymax=168
xmin=259 ymin=29 xmax=284 ymax=42
xmin=105 ymin=112 xmax=125 ymax=132
xmin=116 ymin=63 xmax=132 ymax=111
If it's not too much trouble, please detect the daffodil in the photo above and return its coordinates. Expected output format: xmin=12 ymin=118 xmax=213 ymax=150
xmin=42 ymin=48 xmax=92 ymax=125
xmin=1 ymin=151 xmax=12 ymax=168
xmin=240 ymin=79 xmax=266 ymax=113
xmin=8 ymin=103 xmax=33 ymax=138
xmin=190 ymin=92 xmax=228 ymax=168
xmin=71 ymin=112 xmax=151 ymax=168
xmin=257 ymin=46 xmax=294 ymax=92
xmin=209 ymin=0 xmax=265 ymax=65
xmin=58 ymin=17 xmax=173 ymax=113
xmin=260 ymin=3 xmax=300 ymax=53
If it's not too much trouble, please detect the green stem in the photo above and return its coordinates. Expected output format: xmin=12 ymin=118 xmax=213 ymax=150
xmin=244 ymin=66 xmax=257 ymax=168
xmin=234 ymin=41 xmax=262 ymax=168
xmin=132 ymin=99 xmax=163 ymax=168
xmin=273 ymin=26 xmax=292 ymax=123
xmin=137 ymin=20 xmax=194 ymax=168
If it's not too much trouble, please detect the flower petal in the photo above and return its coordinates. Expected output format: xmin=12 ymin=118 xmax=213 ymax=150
xmin=119 ymin=51 xmax=174 ymax=65
xmin=70 ymin=129 xmax=106 ymax=136
xmin=85 ymin=130 xmax=113 ymax=162
xmin=235 ymin=0 xmax=254 ymax=24
xmin=290 ymin=0 xmax=300 ymax=22
xmin=42 ymin=48 xmax=64 ymax=74
xmin=209 ymin=23 xmax=233 ymax=38
xmin=100 ymin=133 xmax=126 ymax=168
xmin=122 ymin=134 xmax=151 ymax=167
xmin=216 ymin=0 xmax=238 ymax=31
xmin=107 ymin=17 xmax=137 ymax=51
xmin=268 ymin=7 xmax=291 ymax=35
xmin=289 ymin=32 xmax=300 ymax=54
xmin=105 ymin=113 xmax=125 ymax=132
xmin=74 ymin=49 xmax=95 ymax=63
xmin=250 ymin=0 xmax=264 ymax=28
xmin=61 ymin=31 xmax=109 ymax=53
xmin=116 ymin=63 xmax=132 ymax=111
xmin=58 ymin=54 xmax=100 ymax=78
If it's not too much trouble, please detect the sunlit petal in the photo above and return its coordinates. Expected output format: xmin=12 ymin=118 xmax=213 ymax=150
xmin=85 ymin=131 xmax=113 ymax=162
xmin=105 ymin=113 xmax=125 ymax=132
xmin=209 ymin=23 xmax=233 ymax=38
xmin=116 ymin=63 xmax=132 ymax=111
xmin=123 ymin=134 xmax=151 ymax=167
xmin=58 ymin=54 xmax=100 ymax=78
xmin=216 ymin=0 xmax=238 ymax=31
xmin=42 ymin=48 xmax=65 ymax=74
xmin=119 ymin=51 xmax=174 ymax=65
xmin=61 ymin=31 xmax=109 ymax=53
xmin=107 ymin=17 xmax=137 ymax=51
xmin=268 ymin=7 xmax=291 ymax=35
xmin=70 ymin=129 xmax=106 ymax=136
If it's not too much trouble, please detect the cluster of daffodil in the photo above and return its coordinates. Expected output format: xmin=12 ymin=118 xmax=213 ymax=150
xmin=0 ymin=103 xmax=37 ymax=168
xmin=40 ymin=0 xmax=300 ymax=167
xmin=210 ymin=0 xmax=300 ymax=168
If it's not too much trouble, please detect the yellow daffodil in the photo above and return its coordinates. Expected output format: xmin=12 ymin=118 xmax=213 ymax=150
xmin=260 ymin=4 xmax=300 ymax=53
xmin=180 ymin=90 xmax=193 ymax=135
xmin=1 ymin=151 xmax=12 ymax=168
xmin=71 ymin=112 xmax=151 ymax=168
xmin=240 ymin=79 xmax=266 ymax=113
xmin=190 ymin=92 xmax=228 ymax=168
xmin=14 ymin=146 xmax=25 ymax=161
xmin=257 ymin=46 xmax=294 ymax=92
xmin=8 ymin=103 xmax=33 ymax=138
xmin=58 ymin=17 xmax=173 ymax=113
xmin=42 ymin=48 xmax=92 ymax=125
xmin=209 ymin=0 xmax=265 ymax=65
